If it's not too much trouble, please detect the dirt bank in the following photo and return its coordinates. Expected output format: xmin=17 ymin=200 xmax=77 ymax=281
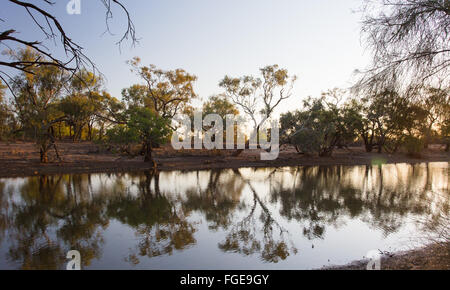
xmin=0 ymin=141 xmax=448 ymax=178
xmin=324 ymin=242 xmax=450 ymax=270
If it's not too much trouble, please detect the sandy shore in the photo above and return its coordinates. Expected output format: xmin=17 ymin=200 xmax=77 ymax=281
xmin=323 ymin=242 xmax=450 ymax=270
xmin=0 ymin=141 xmax=448 ymax=178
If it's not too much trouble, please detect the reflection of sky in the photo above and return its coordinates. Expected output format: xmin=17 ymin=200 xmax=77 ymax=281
xmin=0 ymin=162 xmax=448 ymax=269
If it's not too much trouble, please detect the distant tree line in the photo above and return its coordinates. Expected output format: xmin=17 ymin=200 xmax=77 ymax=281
xmin=280 ymin=87 xmax=449 ymax=157
xmin=0 ymin=48 xmax=448 ymax=167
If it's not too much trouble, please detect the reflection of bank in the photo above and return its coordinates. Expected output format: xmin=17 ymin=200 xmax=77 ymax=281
xmin=270 ymin=164 xmax=448 ymax=239
xmin=2 ymin=174 xmax=108 ymax=269
xmin=107 ymin=170 xmax=197 ymax=264
xmin=218 ymin=175 xmax=298 ymax=263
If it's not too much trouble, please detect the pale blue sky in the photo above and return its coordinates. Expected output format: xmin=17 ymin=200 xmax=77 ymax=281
xmin=1 ymin=0 xmax=369 ymax=114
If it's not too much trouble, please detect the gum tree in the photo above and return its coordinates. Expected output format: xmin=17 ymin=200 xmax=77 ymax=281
xmin=59 ymin=70 xmax=105 ymax=141
xmin=419 ymin=87 xmax=450 ymax=148
xmin=107 ymin=107 xmax=172 ymax=167
xmin=0 ymin=80 xmax=14 ymax=140
xmin=219 ymin=65 xmax=296 ymax=155
xmin=126 ymin=58 xmax=197 ymax=119
xmin=10 ymin=49 xmax=67 ymax=163
xmin=281 ymin=89 xmax=360 ymax=157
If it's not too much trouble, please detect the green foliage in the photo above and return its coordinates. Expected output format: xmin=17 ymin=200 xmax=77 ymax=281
xmin=106 ymin=107 xmax=172 ymax=163
xmin=126 ymin=107 xmax=172 ymax=146
xmin=403 ymin=135 xmax=424 ymax=157
xmin=121 ymin=84 xmax=148 ymax=108
xmin=127 ymin=58 xmax=197 ymax=118
xmin=220 ymin=64 xmax=296 ymax=129
xmin=69 ymin=69 xmax=102 ymax=93
xmin=281 ymin=89 xmax=359 ymax=156
xmin=368 ymin=91 xmax=427 ymax=153
xmin=9 ymin=49 xmax=68 ymax=161
xmin=281 ymin=86 xmax=448 ymax=156
xmin=1 ymin=48 xmax=449 ymax=162
xmin=106 ymin=125 xmax=139 ymax=144
xmin=107 ymin=108 xmax=171 ymax=146
xmin=419 ymin=87 xmax=450 ymax=148
xmin=202 ymin=95 xmax=239 ymax=118
xmin=58 ymin=70 xmax=106 ymax=141
xmin=59 ymin=91 xmax=107 ymax=141
xmin=0 ymin=80 xmax=14 ymax=140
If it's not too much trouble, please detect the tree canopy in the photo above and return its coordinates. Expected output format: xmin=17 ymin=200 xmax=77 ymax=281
xmin=355 ymin=0 xmax=450 ymax=94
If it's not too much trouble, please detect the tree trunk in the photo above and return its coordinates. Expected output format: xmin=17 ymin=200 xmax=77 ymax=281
xmin=40 ymin=146 xmax=48 ymax=163
xmin=363 ymin=134 xmax=373 ymax=152
xmin=51 ymin=140 xmax=62 ymax=162
xmin=424 ymin=125 xmax=433 ymax=149
xmin=154 ymin=171 xmax=160 ymax=196
xmin=144 ymin=142 xmax=157 ymax=167
xmin=232 ymin=140 xmax=248 ymax=157
xmin=319 ymin=147 xmax=333 ymax=157
xmin=88 ymin=123 xmax=93 ymax=141
xmin=233 ymin=125 xmax=260 ymax=157
xmin=73 ymin=125 xmax=80 ymax=142
xmin=99 ymin=124 xmax=104 ymax=141
xmin=377 ymin=136 xmax=384 ymax=153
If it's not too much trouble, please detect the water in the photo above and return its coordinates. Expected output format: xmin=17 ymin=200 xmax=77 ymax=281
xmin=0 ymin=162 xmax=448 ymax=269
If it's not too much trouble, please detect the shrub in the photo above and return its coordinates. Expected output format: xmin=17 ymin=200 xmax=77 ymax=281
xmin=404 ymin=136 xmax=424 ymax=158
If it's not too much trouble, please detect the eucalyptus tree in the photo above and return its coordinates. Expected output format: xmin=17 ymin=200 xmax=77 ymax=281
xmin=59 ymin=70 xmax=105 ymax=141
xmin=281 ymin=89 xmax=360 ymax=157
xmin=127 ymin=58 xmax=198 ymax=119
xmin=106 ymin=106 xmax=172 ymax=166
xmin=365 ymin=91 xmax=427 ymax=154
xmin=202 ymin=95 xmax=240 ymax=118
xmin=419 ymin=87 xmax=450 ymax=148
xmin=219 ymin=65 xmax=297 ymax=155
xmin=0 ymin=80 xmax=14 ymax=140
xmin=10 ymin=49 xmax=67 ymax=162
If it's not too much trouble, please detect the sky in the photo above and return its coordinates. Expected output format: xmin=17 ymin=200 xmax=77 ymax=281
xmin=1 ymin=0 xmax=370 ymax=115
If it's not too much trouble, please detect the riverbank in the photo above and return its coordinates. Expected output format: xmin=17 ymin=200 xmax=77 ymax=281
xmin=324 ymin=242 xmax=450 ymax=270
xmin=0 ymin=141 xmax=448 ymax=178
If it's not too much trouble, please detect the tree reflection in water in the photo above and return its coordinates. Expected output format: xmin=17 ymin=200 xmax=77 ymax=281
xmin=271 ymin=164 xmax=448 ymax=239
xmin=106 ymin=170 xmax=196 ymax=265
xmin=216 ymin=169 xmax=298 ymax=263
xmin=183 ymin=170 xmax=245 ymax=231
xmin=0 ymin=162 xmax=447 ymax=269
xmin=5 ymin=175 xmax=109 ymax=269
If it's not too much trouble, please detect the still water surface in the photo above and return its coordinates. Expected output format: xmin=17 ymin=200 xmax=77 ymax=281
xmin=0 ymin=162 xmax=448 ymax=269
